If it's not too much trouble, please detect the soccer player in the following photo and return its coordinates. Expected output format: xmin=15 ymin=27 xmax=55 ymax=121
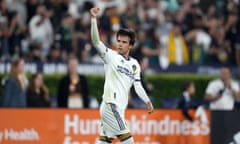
xmin=90 ymin=7 xmax=154 ymax=144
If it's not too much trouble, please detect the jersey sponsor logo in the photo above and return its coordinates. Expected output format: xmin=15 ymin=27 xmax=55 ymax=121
xmin=117 ymin=65 xmax=135 ymax=80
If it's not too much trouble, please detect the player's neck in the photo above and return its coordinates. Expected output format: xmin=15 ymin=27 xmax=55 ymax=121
xmin=122 ymin=51 xmax=130 ymax=60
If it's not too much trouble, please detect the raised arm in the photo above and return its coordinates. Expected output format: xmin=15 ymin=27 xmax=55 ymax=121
xmin=90 ymin=7 xmax=111 ymax=62
xmin=90 ymin=7 xmax=100 ymax=45
xmin=90 ymin=8 xmax=113 ymax=63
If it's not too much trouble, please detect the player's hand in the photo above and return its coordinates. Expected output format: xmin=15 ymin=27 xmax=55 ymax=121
xmin=146 ymin=102 xmax=154 ymax=114
xmin=90 ymin=7 xmax=100 ymax=18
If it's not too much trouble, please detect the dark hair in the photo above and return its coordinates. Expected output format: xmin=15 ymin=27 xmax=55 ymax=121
xmin=116 ymin=28 xmax=136 ymax=46
xmin=182 ymin=81 xmax=193 ymax=91
xmin=221 ymin=66 xmax=231 ymax=72
xmin=29 ymin=73 xmax=41 ymax=92
xmin=28 ymin=73 xmax=49 ymax=101
xmin=8 ymin=11 xmax=18 ymax=21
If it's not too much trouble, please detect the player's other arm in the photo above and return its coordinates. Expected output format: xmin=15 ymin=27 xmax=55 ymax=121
xmin=133 ymin=63 xmax=154 ymax=113
xmin=133 ymin=81 xmax=154 ymax=113
xmin=90 ymin=7 xmax=108 ymax=56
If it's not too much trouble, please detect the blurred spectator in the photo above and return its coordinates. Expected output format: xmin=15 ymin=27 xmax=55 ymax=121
xmin=203 ymin=5 xmax=217 ymax=27
xmin=74 ymin=14 xmax=94 ymax=62
xmin=224 ymin=0 xmax=239 ymax=15
xmin=7 ymin=0 xmax=27 ymax=26
xmin=206 ymin=28 xmax=230 ymax=65
xmin=120 ymin=1 xmax=140 ymax=30
xmin=0 ymin=0 xmax=240 ymax=68
xmin=29 ymin=4 xmax=53 ymax=57
xmin=236 ymin=36 xmax=240 ymax=67
xmin=2 ymin=58 xmax=28 ymax=107
xmin=43 ymin=0 xmax=60 ymax=30
xmin=166 ymin=0 xmax=179 ymax=12
xmin=0 ymin=0 xmax=9 ymax=16
xmin=0 ymin=2 xmax=26 ymax=61
xmin=7 ymin=11 xmax=26 ymax=58
xmin=174 ymin=9 xmax=188 ymax=34
xmin=205 ymin=67 xmax=240 ymax=110
xmin=159 ymin=11 xmax=173 ymax=40
xmin=0 ymin=0 xmax=10 ymax=60
xmin=139 ymin=1 xmax=160 ymax=31
xmin=27 ymin=42 xmax=44 ymax=62
xmin=177 ymin=81 xmax=196 ymax=121
xmin=160 ymin=21 xmax=189 ymax=68
xmin=46 ymin=43 xmax=63 ymax=63
xmin=26 ymin=73 xmax=50 ymax=107
xmin=26 ymin=0 xmax=39 ymax=23
xmin=141 ymin=28 xmax=161 ymax=68
xmin=130 ymin=30 xmax=147 ymax=61
xmin=57 ymin=56 xmax=89 ymax=108
xmin=185 ymin=29 xmax=211 ymax=64
xmin=99 ymin=6 xmax=114 ymax=43
xmin=57 ymin=13 xmax=74 ymax=55
xmin=131 ymin=28 xmax=161 ymax=68
xmin=184 ymin=3 xmax=202 ymax=32
xmin=185 ymin=13 xmax=211 ymax=64
xmin=100 ymin=6 xmax=121 ymax=47
xmin=224 ymin=12 xmax=239 ymax=65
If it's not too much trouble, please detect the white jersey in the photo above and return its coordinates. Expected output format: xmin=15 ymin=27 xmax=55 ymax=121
xmin=95 ymin=42 xmax=149 ymax=110
xmin=205 ymin=79 xmax=240 ymax=110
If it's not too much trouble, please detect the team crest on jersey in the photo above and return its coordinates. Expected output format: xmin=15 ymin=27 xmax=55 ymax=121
xmin=132 ymin=65 xmax=137 ymax=72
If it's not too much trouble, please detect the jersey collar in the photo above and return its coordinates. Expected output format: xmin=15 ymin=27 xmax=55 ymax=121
xmin=120 ymin=54 xmax=130 ymax=61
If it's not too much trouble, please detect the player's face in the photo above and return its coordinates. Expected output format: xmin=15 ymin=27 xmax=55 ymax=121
xmin=116 ymin=35 xmax=132 ymax=57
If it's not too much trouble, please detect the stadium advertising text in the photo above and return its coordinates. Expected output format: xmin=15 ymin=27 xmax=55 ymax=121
xmin=0 ymin=109 xmax=209 ymax=144
xmin=0 ymin=128 xmax=39 ymax=142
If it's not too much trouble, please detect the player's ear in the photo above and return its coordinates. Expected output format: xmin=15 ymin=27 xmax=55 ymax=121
xmin=128 ymin=43 xmax=133 ymax=49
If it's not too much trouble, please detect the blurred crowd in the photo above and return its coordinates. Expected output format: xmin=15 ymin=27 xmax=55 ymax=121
xmin=0 ymin=0 xmax=240 ymax=69
xmin=1 ymin=57 xmax=100 ymax=108
xmin=2 ymin=57 xmax=240 ymax=112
